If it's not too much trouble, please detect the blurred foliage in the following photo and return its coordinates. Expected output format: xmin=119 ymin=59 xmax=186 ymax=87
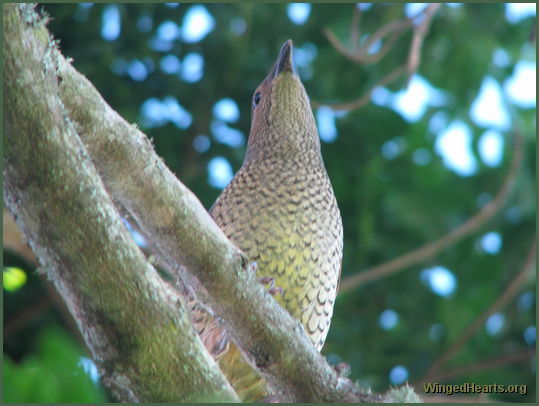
xmin=3 ymin=267 xmax=27 ymax=292
xmin=3 ymin=3 xmax=535 ymax=403
xmin=3 ymin=324 xmax=106 ymax=402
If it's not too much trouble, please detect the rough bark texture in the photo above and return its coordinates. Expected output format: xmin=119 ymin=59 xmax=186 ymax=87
xmin=3 ymin=4 xmax=239 ymax=403
xmin=3 ymin=3 xmax=407 ymax=403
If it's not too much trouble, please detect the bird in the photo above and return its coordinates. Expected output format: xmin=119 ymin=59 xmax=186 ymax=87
xmin=200 ymin=39 xmax=343 ymax=401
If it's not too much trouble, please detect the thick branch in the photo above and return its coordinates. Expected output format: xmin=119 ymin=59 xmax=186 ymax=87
xmin=3 ymin=208 xmax=38 ymax=265
xmin=3 ymin=4 xmax=238 ymax=402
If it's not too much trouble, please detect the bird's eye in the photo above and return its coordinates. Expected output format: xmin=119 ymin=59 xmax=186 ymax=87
xmin=252 ymin=92 xmax=261 ymax=109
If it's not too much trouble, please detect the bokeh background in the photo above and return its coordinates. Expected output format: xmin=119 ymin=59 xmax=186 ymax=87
xmin=3 ymin=3 xmax=536 ymax=403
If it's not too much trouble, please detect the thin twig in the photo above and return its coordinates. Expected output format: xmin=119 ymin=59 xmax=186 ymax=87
xmin=323 ymin=18 xmax=413 ymax=64
xmin=323 ymin=4 xmax=427 ymax=65
xmin=424 ymin=236 xmax=536 ymax=378
xmin=323 ymin=28 xmax=362 ymax=62
xmin=313 ymin=64 xmax=407 ymax=111
xmin=424 ymin=348 xmax=536 ymax=383
xmin=362 ymin=27 xmax=409 ymax=65
xmin=350 ymin=5 xmax=361 ymax=52
xmin=363 ymin=17 xmax=414 ymax=58
xmin=319 ymin=4 xmax=440 ymax=111
xmin=339 ymin=129 xmax=524 ymax=293
xmin=406 ymin=3 xmax=441 ymax=84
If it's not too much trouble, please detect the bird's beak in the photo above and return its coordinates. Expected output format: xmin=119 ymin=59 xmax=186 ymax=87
xmin=271 ymin=39 xmax=298 ymax=79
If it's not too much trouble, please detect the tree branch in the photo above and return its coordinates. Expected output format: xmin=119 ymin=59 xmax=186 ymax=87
xmin=349 ymin=5 xmax=361 ymax=52
xmin=318 ymin=4 xmax=441 ymax=111
xmin=3 ymin=4 xmax=239 ymax=402
xmin=314 ymin=64 xmax=407 ymax=111
xmin=4 ymin=209 xmax=90 ymax=349
xmin=339 ymin=129 xmax=524 ymax=293
xmin=406 ymin=3 xmax=441 ymax=83
xmin=3 ymin=208 xmax=39 ymax=265
xmin=323 ymin=7 xmax=415 ymax=65
xmin=423 ymin=236 xmax=536 ymax=379
xmin=423 ymin=348 xmax=536 ymax=384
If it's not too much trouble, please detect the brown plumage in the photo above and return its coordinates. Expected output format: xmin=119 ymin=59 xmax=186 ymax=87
xmin=199 ymin=39 xmax=343 ymax=401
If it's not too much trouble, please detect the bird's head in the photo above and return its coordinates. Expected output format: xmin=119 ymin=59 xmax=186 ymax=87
xmin=246 ymin=40 xmax=320 ymax=161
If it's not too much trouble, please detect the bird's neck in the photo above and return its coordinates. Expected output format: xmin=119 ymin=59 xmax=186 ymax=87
xmin=244 ymin=129 xmax=323 ymax=167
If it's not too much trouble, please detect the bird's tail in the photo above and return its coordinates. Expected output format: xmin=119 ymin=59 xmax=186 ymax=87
xmin=216 ymin=342 xmax=267 ymax=402
xmin=189 ymin=291 xmax=267 ymax=402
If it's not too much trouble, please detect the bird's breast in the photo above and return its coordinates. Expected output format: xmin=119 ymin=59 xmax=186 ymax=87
xmin=210 ymin=158 xmax=343 ymax=349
